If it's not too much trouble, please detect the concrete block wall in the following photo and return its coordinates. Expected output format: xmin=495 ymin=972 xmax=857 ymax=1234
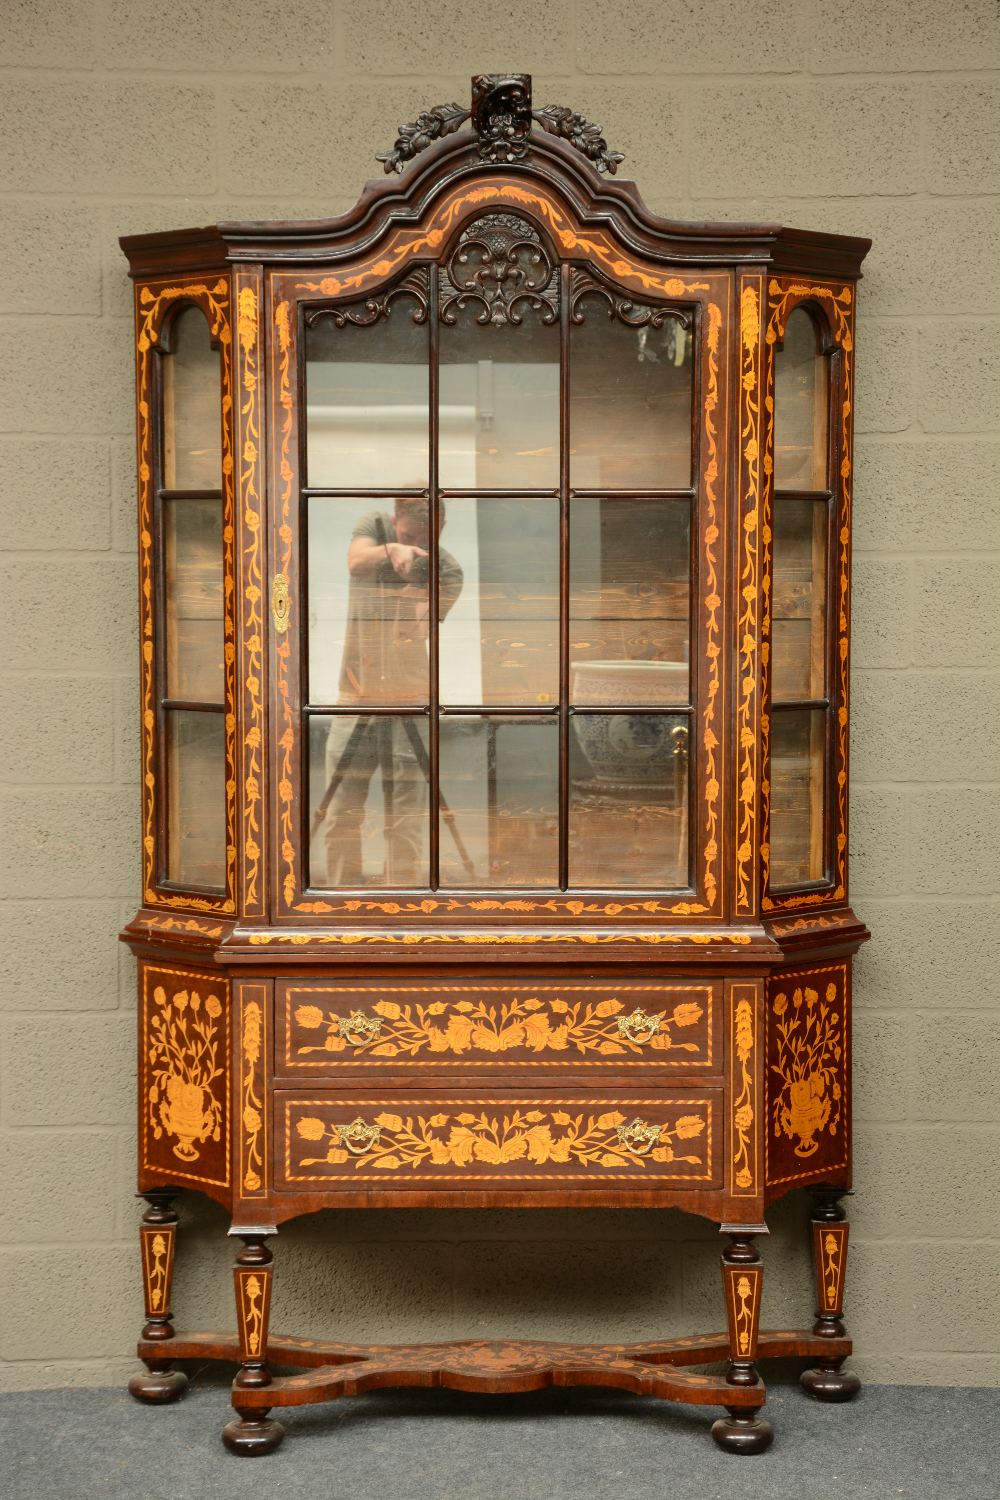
xmin=1 ymin=0 xmax=998 ymax=1392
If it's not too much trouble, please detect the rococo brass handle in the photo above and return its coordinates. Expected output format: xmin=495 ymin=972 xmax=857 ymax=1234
xmin=335 ymin=1117 xmax=382 ymax=1154
xmin=615 ymin=1117 xmax=663 ymax=1155
xmin=271 ymin=572 xmax=290 ymax=633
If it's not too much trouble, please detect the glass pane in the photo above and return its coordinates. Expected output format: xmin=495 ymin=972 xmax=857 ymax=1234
xmin=569 ymin=714 xmax=689 ymax=888
xmin=164 ymin=499 xmax=224 ymax=701
xmin=438 ymin=716 xmax=558 ymax=887
xmin=772 ymin=498 xmax=828 ymax=702
xmin=165 ymin=710 xmax=226 ymax=888
xmin=306 ymin=298 xmax=429 ymax=489
xmin=570 ymin=498 xmax=690 ymax=705
xmin=162 ymin=306 xmax=222 ymax=490
xmin=309 ymin=713 xmax=429 ymax=888
xmin=440 ymin=498 xmax=558 ymax=706
xmin=308 ymin=498 xmax=435 ymax=706
xmin=439 ymin=319 xmax=559 ymax=489
xmin=770 ymin=708 xmax=826 ymax=886
xmin=570 ymin=304 xmax=692 ymax=488
xmin=774 ymin=307 xmax=829 ymax=491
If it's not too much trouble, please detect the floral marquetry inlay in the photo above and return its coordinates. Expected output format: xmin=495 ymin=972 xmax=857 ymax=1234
xmin=141 ymin=966 xmax=230 ymax=1190
xmin=285 ymin=985 xmax=713 ymax=1068
xmin=238 ymin=988 xmax=267 ymax=1196
xmin=282 ymin=1098 xmax=718 ymax=1185
xmin=766 ymin=963 xmax=849 ymax=1188
xmin=729 ymin=986 xmax=759 ymax=1197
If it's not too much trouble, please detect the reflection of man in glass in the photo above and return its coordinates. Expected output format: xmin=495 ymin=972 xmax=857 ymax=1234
xmin=323 ymin=497 xmax=463 ymax=886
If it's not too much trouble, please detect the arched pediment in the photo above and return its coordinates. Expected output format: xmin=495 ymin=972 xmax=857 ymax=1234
xmin=121 ymin=75 xmax=869 ymax=282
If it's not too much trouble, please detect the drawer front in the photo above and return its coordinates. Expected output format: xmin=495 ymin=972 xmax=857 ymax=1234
xmin=276 ymin=1091 xmax=721 ymax=1190
xmin=277 ymin=980 xmax=719 ymax=1077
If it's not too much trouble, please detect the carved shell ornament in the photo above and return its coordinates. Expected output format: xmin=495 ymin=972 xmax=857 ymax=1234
xmin=377 ymin=73 xmax=624 ymax=178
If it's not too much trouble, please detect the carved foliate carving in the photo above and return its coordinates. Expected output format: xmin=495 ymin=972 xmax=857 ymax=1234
xmin=439 ymin=212 xmax=559 ymax=327
xmin=376 ymin=75 xmax=624 ymax=176
xmin=376 ymin=102 xmax=470 ymax=175
xmin=533 ymin=104 xmax=625 ymax=175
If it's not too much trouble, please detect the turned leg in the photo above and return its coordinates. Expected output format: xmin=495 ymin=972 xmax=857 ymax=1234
xmin=128 ymin=1190 xmax=188 ymax=1404
xmin=801 ymin=1187 xmax=861 ymax=1402
xmin=711 ymin=1231 xmax=774 ymax=1455
xmin=222 ymin=1233 xmax=284 ymax=1456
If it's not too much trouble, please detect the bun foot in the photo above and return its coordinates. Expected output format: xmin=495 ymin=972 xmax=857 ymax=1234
xmin=128 ymin=1367 xmax=188 ymax=1404
xmin=711 ymin=1409 xmax=774 ymax=1455
xmin=222 ymin=1413 xmax=285 ymax=1456
xmin=801 ymin=1364 xmax=861 ymax=1402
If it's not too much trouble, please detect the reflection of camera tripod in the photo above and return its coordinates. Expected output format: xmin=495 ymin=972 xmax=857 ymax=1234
xmin=309 ymin=713 xmax=475 ymax=881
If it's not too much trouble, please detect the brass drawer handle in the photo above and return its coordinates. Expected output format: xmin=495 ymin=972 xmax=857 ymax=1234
xmin=338 ymin=1010 xmax=383 ymax=1046
xmin=271 ymin=572 xmax=290 ymax=632
xmin=615 ymin=1117 xmax=662 ymax=1155
xmin=336 ymin=1116 xmax=382 ymax=1154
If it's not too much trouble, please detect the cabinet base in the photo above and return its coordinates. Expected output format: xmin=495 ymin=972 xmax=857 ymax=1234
xmin=137 ymin=1327 xmax=852 ymax=1453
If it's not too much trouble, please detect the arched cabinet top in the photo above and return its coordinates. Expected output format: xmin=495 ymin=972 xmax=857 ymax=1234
xmin=120 ymin=81 xmax=870 ymax=282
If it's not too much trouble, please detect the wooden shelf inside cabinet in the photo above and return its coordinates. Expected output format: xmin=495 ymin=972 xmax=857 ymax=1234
xmin=119 ymin=72 xmax=871 ymax=1457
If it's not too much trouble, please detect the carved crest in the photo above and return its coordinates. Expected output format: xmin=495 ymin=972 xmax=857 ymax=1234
xmin=377 ymin=74 xmax=624 ymax=177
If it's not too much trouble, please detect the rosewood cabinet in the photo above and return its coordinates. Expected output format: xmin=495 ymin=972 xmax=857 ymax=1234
xmin=121 ymin=75 xmax=870 ymax=1456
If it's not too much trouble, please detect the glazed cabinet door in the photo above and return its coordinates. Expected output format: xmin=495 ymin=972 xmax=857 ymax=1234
xmin=266 ymin=189 xmax=732 ymax=926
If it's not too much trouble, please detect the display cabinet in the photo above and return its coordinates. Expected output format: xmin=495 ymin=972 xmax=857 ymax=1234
xmin=121 ymin=75 xmax=870 ymax=1456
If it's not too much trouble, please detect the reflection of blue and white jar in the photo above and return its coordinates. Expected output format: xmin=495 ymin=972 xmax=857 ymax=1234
xmin=570 ymin=660 xmax=689 ymax=784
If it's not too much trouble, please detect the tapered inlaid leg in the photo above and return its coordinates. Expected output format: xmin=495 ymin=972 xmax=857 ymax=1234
xmin=711 ymin=1232 xmax=774 ymax=1454
xmin=128 ymin=1190 xmax=188 ymax=1404
xmin=222 ymin=1234 xmax=284 ymax=1455
xmin=801 ymin=1187 xmax=861 ymax=1402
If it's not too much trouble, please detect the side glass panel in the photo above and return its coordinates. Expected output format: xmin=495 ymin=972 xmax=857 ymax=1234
xmin=771 ymin=498 xmax=827 ymax=701
xmin=306 ymin=301 xmax=429 ymax=489
xmin=769 ymin=708 xmax=826 ymax=886
xmin=569 ymin=497 xmax=690 ymax=706
xmin=773 ymin=306 xmax=829 ymax=491
xmin=438 ymin=716 xmax=558 ymax=887
xmin=439 ymin=498 xmax=559 ymax=706
xmin=570 ymin=304 xmax=692 ymax=489
xmin=308 ymin=713 xmax=429 ymax=888
xmin=162 ymin=306 xmax=222 ymax=490
xmin=165 ymin=710 xmax=226 ymax=886
xmin=164 ymin=498 xmax=225 ymax=702
xmin=770 ymin=304 xmax=833 ymax=890
xmin=159 ymin=304 xmax=226 ymax=892
xmin=569 ymin=713 xmax=688 ymax=888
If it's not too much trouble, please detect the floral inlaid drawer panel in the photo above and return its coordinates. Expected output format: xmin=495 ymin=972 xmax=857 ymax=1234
xmin=276 ymin=980 xmax=719 ymax=1077
xmin=276 ymin=1092 xmax=721 ymax=1189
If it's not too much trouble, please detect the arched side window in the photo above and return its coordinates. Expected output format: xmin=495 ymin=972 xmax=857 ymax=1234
xmin=769 ymin=305 xmax=835 ymax=890
xmin=156 ymin=304 xmax=227 ymax=891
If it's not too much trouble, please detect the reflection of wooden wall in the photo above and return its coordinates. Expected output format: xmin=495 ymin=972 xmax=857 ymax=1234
xmin=165 ymin=508 xmax=225 ymax=702
xmin=476 ymin=500 xmax=560 ymax=704
xmin=166 ymin=713 xmax=226 ymax=887
xmin=772 ymin=500 xmax=827 ymax=702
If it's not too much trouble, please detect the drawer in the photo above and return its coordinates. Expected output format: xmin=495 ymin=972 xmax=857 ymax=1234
xmin=276 ymin=979 xmax=720 ymax=1077
xmin=276 ymin=1090 xmax=721 ymax=1190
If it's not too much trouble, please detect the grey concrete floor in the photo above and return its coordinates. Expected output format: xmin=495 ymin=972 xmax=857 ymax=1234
xmin=1 ymin=1377 xmax=997 ymax=1500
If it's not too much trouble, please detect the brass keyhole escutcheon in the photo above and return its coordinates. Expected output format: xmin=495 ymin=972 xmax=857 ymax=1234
xmin=271 ymin=572 xmax=290 ymax=633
